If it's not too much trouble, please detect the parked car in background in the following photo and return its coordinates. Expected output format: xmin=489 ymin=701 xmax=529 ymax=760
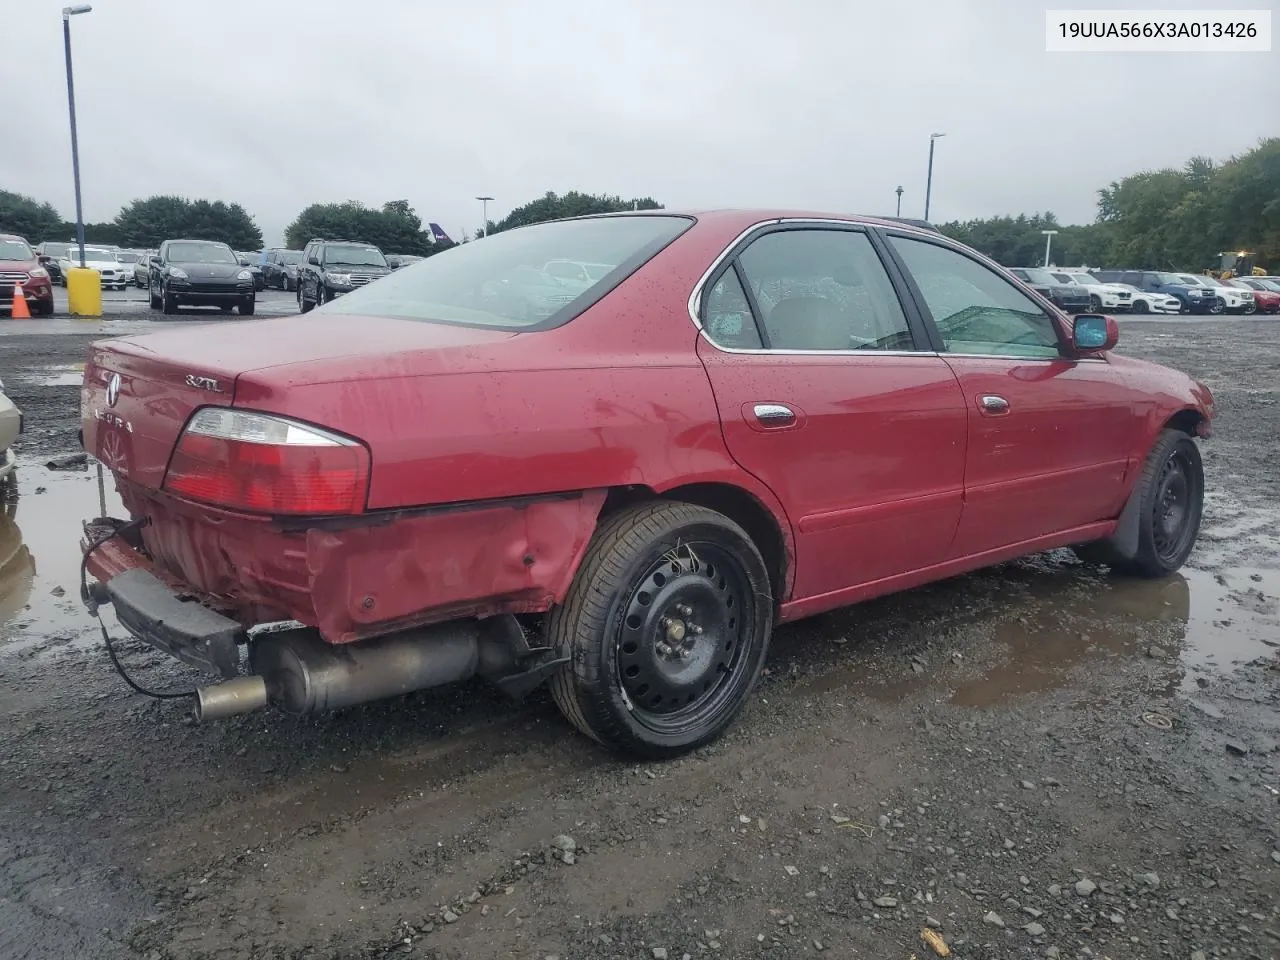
xmin=34 ymin=241 xmax=73 ymax=283
xmin=235 ymin=252 xmax=266 ymax=291
xmin=1227 ymin=277 xmax=1280 ymax=313
xmin=1182 ymin=274 xmax=1254 ymax=314
xmin=132 ymin=251 xmax=156 ymax=288
xmin=1045 ymin=270 xmax=1133 ymax=312
xmin=56 ymin=246 xmax=129 ymax=290
xmin=261 ymin=248 xmax=304 ymax=290
xmin=1008 ymin=267 xmax=1091 ymax=313
xmin=0 ymin=235 xmax=55 ymax=316
xmin=1113 ymin=283 xmax=1181 ymax=314
xmin=149 ymin=239 xmax=256 ymax=315
xmin=78 ymin=210 xmax=1214 ymax=757
xmin=544 ymin=258 xmax=616 ymax=291
xmin=1090 ymin=270 xmax=1220 ymax=314
xmin=113 ymin=250 xmax=143 ymax=285
xmin=297 ymin=238 xmax=392 ymax=311
xmin=387 ymin=254 xmax=424 ymax=269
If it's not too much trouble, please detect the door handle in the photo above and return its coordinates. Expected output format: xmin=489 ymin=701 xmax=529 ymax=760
xmin=979 ymin=394 xmax=1010 ymax=414
xmin=753 ymin=403 xmax=796 ymax=426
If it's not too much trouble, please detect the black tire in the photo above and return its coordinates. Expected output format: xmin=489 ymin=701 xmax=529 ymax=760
xmin=161 ymin=284 xmax=178 ymax=315
xmin=316 ymin=284 xmax=327 ymax=307
xmin=546 ymin=501 xmax=773 ymax=759
xmin=239 ymin=298 xmax=255 ymax=316
xmin=1209 ymin=299 xmax=1225 ymax=315
xmin=1132 ymin=299 xmax=1150 ymax=314
xmin=1074 ymin=429 xmax=1203 ymax=577
xmin=298 ymin=282 xmax=313 ymax=313
xmin=148 ymin=278 xmax=161 ymax=310
xmin=1089 ymin=295 xmax=1102 ymax=313
xmin=1242 ymin=301 xmax=1256 ymax=315
xmin=33 ymin=300 xmax=54 ymax=317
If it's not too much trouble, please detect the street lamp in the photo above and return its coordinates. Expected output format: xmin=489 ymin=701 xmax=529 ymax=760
xmin=62 ymin=4 xmax=92 ymax=268
xmin=1041 ymin=229 xmax=1059 ymax=266
xmin=476 ymin=196 xmax=494 ymax=238
xmin=895 ymin=185 xmax=903 ymax=217
xmin=923 ymin=133 xmax=945 ymax=222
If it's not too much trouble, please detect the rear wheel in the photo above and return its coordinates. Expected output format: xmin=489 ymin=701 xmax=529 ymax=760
xmin=1089 ymin=294 xmax=1102 ymax=313
xmin=298 ymin=282 xmax=312 ymax=313
xmin=547 ymin=501 xmax=773 ymax=759
xmin=1074 ymin=429 xmax=1203 ymax=577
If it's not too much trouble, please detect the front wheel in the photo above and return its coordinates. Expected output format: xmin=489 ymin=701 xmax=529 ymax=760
xmin=149 ymin=278 xmax=162 ymax=309
xmin=1074 ymin=429 xmax=1203 ymax=577
xmin=1089 ymin=295 xmax=1102 ymax=313
xmin=239 ymin=298 xmax=255 ymax=316
xmin=547 ymin=501 xmax=773 ymax=759
xmin=1242 ymin=302 xmax=1256 ymax=315
xmin=161 ymin=284 xmax=178 ymax=315
xmin=1132 ymin=299 xmax=1150 ymax=314
xmin=1209 ymin=299 xmax=1225 ymax=315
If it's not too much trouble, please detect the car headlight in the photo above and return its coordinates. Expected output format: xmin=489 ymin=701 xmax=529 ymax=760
xmin=237 ymin=270 xmax=252 ymax=281
xmin=325 ymin=272 xmax=351 ymax=285
xmin=168 ymin=266 xmax=188 ymax=279
xmin=27 ymin=267 xmax=49 ymax=279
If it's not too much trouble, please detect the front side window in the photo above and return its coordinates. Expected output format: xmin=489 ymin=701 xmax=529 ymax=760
xmin=733 ymin=229 xmax=914 ymax=351
xmin=318 ymin=215 xmax=692 ymax=329
xmin=701 ymin=269 xmax=762 ymax=349
xmin=889 ymin=236 xmax=1062 ymax=359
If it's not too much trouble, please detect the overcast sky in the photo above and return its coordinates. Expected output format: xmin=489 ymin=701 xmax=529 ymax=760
xmin=2 ymin=0 xmax=1275 ymax=247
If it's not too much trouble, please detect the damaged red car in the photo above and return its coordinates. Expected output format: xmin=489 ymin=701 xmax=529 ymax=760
xmin=80 ymin=211 xmax=1214 ymax=758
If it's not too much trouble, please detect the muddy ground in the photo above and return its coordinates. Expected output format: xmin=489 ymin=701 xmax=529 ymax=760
xmin=1 ymin=318 xmax=1277 ymax=960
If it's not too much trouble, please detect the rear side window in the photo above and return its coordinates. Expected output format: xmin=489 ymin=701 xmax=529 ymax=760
xmin=889 ymin=236 xmax=1062 ymax=358
xmin=316 ymin=215 xmax=692 ymax=329
xmin=702 ymin=269 xmax=763 ymax=349
xmin=734 ymin=229 xmax=915 ymax=351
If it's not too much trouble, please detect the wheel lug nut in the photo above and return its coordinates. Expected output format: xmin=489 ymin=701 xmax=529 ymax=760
xmin=691 ymin=624 xmax=703 ymax=635
xmin=677 ymin=604 xmax=692 ymax=617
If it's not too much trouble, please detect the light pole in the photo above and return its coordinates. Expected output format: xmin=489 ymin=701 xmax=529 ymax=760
xmin=923 ymin=132 xmax=945 ymax=222
xmin=476 ymin=196 xmax=494 ymax=237
xmin=895 ymin=185 xmax=903 ymax=217
xmin=62 ymin=4 xmax=92 ymax=268
xmin=1041 ymin=229 xmax=1059 ymax=266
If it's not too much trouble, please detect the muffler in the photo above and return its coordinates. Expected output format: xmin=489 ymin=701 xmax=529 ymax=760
xmin=190 ymin=615 xmax=532 ymax=722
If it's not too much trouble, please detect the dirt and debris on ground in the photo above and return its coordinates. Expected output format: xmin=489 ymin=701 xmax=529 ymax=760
xmin=1 ymin=318 xmax=1277 ymax=960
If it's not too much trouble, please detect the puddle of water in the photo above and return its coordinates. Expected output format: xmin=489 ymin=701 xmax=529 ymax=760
xmin=25 ymin=363 xmax=86 ymax=387
xmin=1 ymin=466 xmax=125 ymax=654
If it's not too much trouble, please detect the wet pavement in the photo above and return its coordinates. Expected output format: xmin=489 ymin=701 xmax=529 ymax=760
xmin=0 ymin=317 xmax=1277 ymax=960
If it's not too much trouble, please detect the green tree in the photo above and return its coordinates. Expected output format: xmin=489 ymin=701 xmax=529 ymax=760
xmin=0 ymin=190 xmax=64 ymax=242
xmin=284 ymin=200 xmax=449 ymax=256
xmin=113 ymin=195 xmax=263 ymax=249
xmin=484 ymin=191 xmax=663 ymax=236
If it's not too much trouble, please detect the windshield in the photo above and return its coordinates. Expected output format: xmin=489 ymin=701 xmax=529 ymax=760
xmin=41 ymin=243 xmax=71 ymax=259
xmin=1154 ymin=272 xmax=1187 ymax=285
xmin=72 ymin=248 xmax=118 ymax=263
xmin=1178 ymin=275 xmax=1212 ymax=286
xmin=1017 ymin=268 xmax=1057 ymax=284
xmin=316 ymin=215 xmax=692 ymax=328
xmin=167 ymin=242 xmax=237 ymax=264
xmin=115 ymin=251 xmax=139 ymax=263
xmin=1259 ymin=280 xmax=1280 ymax=292
xmin=324 ymin=244 xmax=387 ymax=267
xmin=0 ymin=239 xmax=34 ymax=261
xmin=279 ymin=250 xmax=303 ymax=264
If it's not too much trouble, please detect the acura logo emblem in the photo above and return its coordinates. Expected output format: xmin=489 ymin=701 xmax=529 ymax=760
xmin=106 ymin=373 xmax=121 ymax=407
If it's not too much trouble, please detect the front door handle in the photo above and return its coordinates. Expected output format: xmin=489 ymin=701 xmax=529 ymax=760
xmin=753 ymin=403 xmax=796 ymax=426
xmin=979 ymin=394 xmax=1010 ymax=414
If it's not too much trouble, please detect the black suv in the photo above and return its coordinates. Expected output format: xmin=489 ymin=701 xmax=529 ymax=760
xmin=1008 ymin=267 xmax=1091 ymax=313
xmin=148 ymin=239 xmax=256 ymax=316
xmin=297 ymin=238 xmax=391 ymax=312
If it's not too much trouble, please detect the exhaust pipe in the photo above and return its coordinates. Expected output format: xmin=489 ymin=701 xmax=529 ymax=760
xmin=193 ymin=675 xmax=269 ymax=722
xmin=190 ymin=616 xmax=526 ymax=722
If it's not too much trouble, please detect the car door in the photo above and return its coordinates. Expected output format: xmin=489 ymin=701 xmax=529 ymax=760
xmin=694 ymin=224 xmax=968 ymax=602
xmin=884 ymin=232 xmax=1140 ymax=557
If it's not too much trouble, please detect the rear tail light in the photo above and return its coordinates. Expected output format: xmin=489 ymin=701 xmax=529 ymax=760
xmin=164 ymin=408 xmax=370 ymax=515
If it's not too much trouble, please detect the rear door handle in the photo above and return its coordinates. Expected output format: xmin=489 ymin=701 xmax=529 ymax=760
xmin=979 ymin=394 xmax=1010 ymax=414
xmin=753 ymin=403 xmax=796 ymax=426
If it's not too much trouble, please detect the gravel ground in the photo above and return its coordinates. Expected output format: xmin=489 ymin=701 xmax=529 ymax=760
xmin=0 ymin=317 xmax=1277 ymax=960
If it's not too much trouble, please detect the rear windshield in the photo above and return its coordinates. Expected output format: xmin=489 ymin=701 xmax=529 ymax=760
xmin=168 ymin=242 xmax=236 ymax=264
xmin=315 ymin=215 xmax=693 ymax=328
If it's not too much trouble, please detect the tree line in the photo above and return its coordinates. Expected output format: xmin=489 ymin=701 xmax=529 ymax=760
xmin=939 ymin=138 xmax=1279 ymax=271
xmin=3 ymin=138 xmax=1275 ymax=269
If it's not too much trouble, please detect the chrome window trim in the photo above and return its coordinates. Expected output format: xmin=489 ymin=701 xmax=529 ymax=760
xmin=685 ymin=217 xmax=1106 ymax=364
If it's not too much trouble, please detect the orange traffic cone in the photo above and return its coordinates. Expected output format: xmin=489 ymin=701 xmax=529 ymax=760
xmin=10 ymin=282 xmax=32 ymax=319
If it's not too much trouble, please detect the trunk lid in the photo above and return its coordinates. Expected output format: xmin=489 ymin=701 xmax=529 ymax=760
xmin=82 ymin=313 xmax=517 ymax=491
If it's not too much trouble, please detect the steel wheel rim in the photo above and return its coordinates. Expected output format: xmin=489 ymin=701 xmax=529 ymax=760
xmin=1151 ymin=449 xmax=1196 ymax=563
xmin=615 ymin=541 xmax=752 ymax=733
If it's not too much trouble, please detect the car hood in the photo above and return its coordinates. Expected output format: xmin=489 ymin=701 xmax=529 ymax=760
xmin=0 ymin=258 xmax=41 ymax=272
xmin=326 ymin=265 xmax=391 ymax=275
xmin=172 ymin=261 xmax=244 ymax=280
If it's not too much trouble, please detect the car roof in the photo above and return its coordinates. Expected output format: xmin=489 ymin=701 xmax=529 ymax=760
xmin=548 ymin=209 xmax=948 ymax=241
xmin=0 ymin=233 xmax=28 ymax=242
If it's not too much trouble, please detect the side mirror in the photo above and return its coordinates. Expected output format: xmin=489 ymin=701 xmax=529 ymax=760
xmin=308 ymin=255 xmax=320 ymax=266
xmin=1072 ymin=313 xmax=1118 ymax=353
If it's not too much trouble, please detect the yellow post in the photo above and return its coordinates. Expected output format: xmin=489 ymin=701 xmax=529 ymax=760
xmin=65 ymin=267 xmax=102 ymax=317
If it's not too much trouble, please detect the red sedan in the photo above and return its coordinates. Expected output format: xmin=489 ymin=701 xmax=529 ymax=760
xmin=1228 ymin=277 xmax=1280 ymax=313
xmin=79 ymin=211 xmax=1214 ymax=757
